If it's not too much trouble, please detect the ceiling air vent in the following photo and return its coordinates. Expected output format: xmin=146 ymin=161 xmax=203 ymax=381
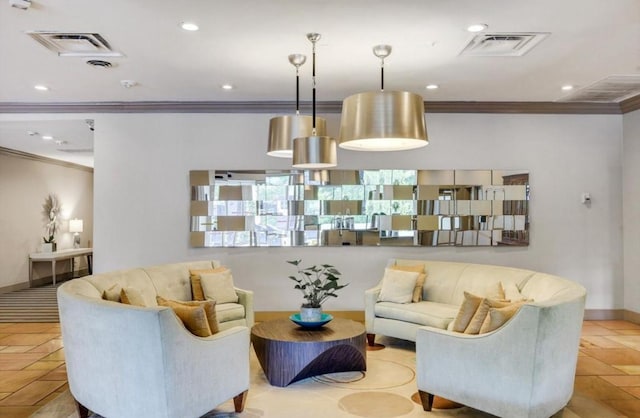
xmin=556 ymin=75 xmax=640 ymax=103
xmin=58 ymin=148 xmax=94 ymax=154
xmin=26 ymin=31 xmax=123 ymax=57
xmin=86 ymin=59 xmax=113 ymax=68
xmin=460 ymin=32 xmax=549 ymax=57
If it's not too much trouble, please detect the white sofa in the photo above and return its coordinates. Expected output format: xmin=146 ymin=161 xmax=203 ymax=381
xmin=57 ymin=260 xmax=253 ymax=418
xmin=365 ymin=259 xmax=586 ymax=418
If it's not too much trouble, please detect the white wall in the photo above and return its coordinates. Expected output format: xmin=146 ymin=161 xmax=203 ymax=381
xmin=93 ymin=112 xmax=624 ymax=311
xmin=623 ymin=109 xmax=640 ymax=314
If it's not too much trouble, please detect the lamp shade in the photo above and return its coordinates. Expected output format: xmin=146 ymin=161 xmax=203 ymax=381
xmin=69 ymin=219 xmax=83 ymax=233
xmin=338 ymin=90 xmax=428 ymax=151
xmin=292 ymin=136 xmax=337 ymax=168
xmin=268 ymin=115 xmax=327 ymax=158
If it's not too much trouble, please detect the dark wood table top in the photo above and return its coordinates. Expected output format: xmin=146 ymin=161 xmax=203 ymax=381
xmin=251 ymin=317 xmax=365 ymax=343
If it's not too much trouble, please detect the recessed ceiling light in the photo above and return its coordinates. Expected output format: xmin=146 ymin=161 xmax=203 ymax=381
xmin=426 ymin=84 xmax=439 ymax=90
xmin=42 ymin=135 xmax=53 ymax=140
xmin=181 ymin=22 xmax=199 ymax=31
xmin=467 ymin=24 xmax=488 ymax=33
xmin=221 ymin=84 xmax=234 ymax=90
xmin=55 ymin=140 xmax=68 ymax=145
xmin=34 ymin=84 xmax=49 ymax=91
xmin=561 ymin=85 xmax=574 ymax=91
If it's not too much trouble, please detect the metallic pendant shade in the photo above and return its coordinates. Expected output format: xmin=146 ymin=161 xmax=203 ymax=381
xmin=292 ymin=135 xmax=337 ymax=168
xmin=267 ymin=53 xmax=327 ymax=158
xmin=338 ymin=44 xmax=428 ymax=151
xmin=292 ymin=32 xmax=338 ymax=168
xmin=339 ymin=90 xmax=428 ymax=151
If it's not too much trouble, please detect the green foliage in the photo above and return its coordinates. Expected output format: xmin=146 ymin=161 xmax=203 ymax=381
xmin=287 ymin=259 xmax=348 ymax=308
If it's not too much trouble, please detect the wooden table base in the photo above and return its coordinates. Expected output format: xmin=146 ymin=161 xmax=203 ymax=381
xmin=251 ymin=318 xmax=366 ymax=387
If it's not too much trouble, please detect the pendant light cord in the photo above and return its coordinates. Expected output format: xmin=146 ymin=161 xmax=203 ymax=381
xmin=312 ymin=39 xmax=317 ymax=135
xmin=295 ymin=66 xmax=300 ymax=116
xmin=380 ymin=57 xmax=384 ymax=91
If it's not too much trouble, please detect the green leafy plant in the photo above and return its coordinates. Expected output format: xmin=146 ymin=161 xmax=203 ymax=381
xmin=287 ymin=260 xmax=348 ymax=308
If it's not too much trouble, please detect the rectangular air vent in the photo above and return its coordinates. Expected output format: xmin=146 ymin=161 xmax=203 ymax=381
xmin=58 ymin=148 xmax=94 ymax=153
xmin=26 ymin=31 xmax=123 ymax=57
xmin=460 ymin=33 xmax=549 ymax=57
xmin=556 ymin=75 xmax=640 ymax=103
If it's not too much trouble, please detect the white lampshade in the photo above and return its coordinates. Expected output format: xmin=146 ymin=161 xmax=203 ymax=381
xmin=69 ymin=219 xmax=83 ymax=233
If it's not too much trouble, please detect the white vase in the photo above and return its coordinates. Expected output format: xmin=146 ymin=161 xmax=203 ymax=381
xmin=41 ymin=243 xmax=53 ymax=253
xmin=300 ymin=306 xmax=323 ymax=322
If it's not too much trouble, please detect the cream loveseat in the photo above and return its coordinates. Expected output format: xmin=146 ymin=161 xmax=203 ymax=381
xmin=57 ymin=260 xmax=253 ymax=418
xmin=364 ymin=259 xmax=586 ymax=418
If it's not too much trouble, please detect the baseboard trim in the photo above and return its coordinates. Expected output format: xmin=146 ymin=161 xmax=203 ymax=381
xmin=0 ymin=269 xmax=90 ymax=294
xmin=255 ymin=311 xmax=364 ymax=323
xmin=623 ymin=310 xmax=640 ymax=324
xmin=0 ymin=282 xmax=30 ymax=295
xmin=584 ymin=309 xmax=625 ymax=320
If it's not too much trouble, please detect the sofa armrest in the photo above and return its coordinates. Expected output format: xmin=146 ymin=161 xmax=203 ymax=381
xmin=364 ymin=286 xmax=382 ymax=333
xmin=235 ymin=287 xmax=254 ymax=327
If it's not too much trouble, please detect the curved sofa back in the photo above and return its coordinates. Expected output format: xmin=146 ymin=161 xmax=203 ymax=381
xmin=392 ymin=259 xmax=586 ymax=306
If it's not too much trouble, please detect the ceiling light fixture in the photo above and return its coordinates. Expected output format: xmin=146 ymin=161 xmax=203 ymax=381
xmin=34 ymin=84 xmax=49 ymax=91
xmin=338 ymin=44 xmax=428 ymax=151
xmin=467 ymin=24 xmax=488 ymax=33
xmin=292 ymin=33 xmax=337 ymax=168
xmin=267 ymin=53 xmax=327 ymax=158
xmin=426 ymin=84 xmax=439 ymax=90
xmin=561 ymin=85 xmax=574 ymax=91
xmin=42 ymin=135 xmax=53 ymax=140
xmin=180 ymin=22 xmax=199 ymax=31
xmin=221 ymin=84 xmax=234 ymax=90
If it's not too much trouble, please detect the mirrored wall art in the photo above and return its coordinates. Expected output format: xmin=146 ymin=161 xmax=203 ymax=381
xmin=189 ymin=169 xmax=529 ymax=247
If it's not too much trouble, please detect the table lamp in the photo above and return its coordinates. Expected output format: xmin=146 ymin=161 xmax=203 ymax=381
xmin=69 ymin=219 xmax=83 ymax=248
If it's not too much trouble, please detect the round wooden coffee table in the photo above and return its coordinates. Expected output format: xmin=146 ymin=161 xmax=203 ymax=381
xmin=251 ymin=317 xmax=366 ymax=387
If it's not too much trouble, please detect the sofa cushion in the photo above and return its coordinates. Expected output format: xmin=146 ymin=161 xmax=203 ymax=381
xmin=120 ymin=287 xmax=147 ymax=307
xmin=200 ymin=268 xmax=239 ymax=304
xmin=157 ymin=296 xmax=219 ymax=335
xmin=374 ymin=301 xmax=458 ymax=329
xmin=378 ymin=268 xmax=419 ymax=304
xmin=190 ymin=266 xmax=228 ymax=301
xmin=216 ymin=303 xmax=246 ymax=323
xmin=390 ymin=263 xmax=426 ymax=302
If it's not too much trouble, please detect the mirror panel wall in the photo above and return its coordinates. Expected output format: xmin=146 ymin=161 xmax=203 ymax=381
xmin=190 ymin=169 xmax=529 ymax=247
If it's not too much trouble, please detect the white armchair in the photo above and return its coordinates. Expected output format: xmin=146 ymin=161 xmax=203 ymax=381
xmin=58 ymin=280 xmax=250 ymax=418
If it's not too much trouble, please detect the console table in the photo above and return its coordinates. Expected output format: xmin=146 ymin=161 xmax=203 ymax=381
xmin=251 ymin=318 xmax=366 ymax=387
xmin=29 ymin=248 xmax=93 ymax=287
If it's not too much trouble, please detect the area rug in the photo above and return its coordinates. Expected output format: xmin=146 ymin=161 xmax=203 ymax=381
xmin=0 ymin=285 xmax=59 ymax=322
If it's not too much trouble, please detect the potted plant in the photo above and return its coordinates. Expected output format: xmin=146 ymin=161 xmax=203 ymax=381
xmin=287 ymin=259 xmax=348 ymax=322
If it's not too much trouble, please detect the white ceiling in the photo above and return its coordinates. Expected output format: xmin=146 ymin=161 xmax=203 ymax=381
xmin=0 ymin=0 xmax=639 ymax=167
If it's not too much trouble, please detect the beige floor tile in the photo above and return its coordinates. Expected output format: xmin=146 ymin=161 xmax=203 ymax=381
xmin=603 ymin=399 xmax=640 ymax=417
xmin=39 ymin=349 xmax=64 ymax=361
xmin=601 ymin=375 xmax=640 ymax=387
xmin=40 ymin=366 xmax=67 ymax=381
xmin=0 ymin=324 xmax=59 ymax=335
xmin=576 ymin=355 xmax=627 ymax=376
xmin=0 ymin=395 xmax=8 ymax=402
xmin=0 ymin=346 xmax=36 ymax=353
xmin=35 ymin=392 xmax=61 ymax=406
xmin=566 ymin=392 xmax=627 ymax=418
xmin=581 ymin=324 xmax=621 ymax=336
xmin=24 ymin=361 xmax=64 ymax=371
xmin=613 ymin=365 xmax=640 ymax=375
xmin=581 ymin=348 xmax=640 ymax=366
xmin=595 ymin=321 xmax=640 ymax=331
xmin=29 ymin=340 xmax=64 ymax=354
xmin=574 ymin=376 xmax=635 ymax=400
xmin=620 ymin=387 xmax=640 ymax=398
xmin=607 ymin=336 xmax=640 ymax=351
xmin=616 ymin=330 xmax=640 ymax=336
xmin=0 ymin=359 xmax=40 ymax=371
xmin=0 ymin=334 xmax=58 ymax=346
xmin=0 ymin=381 xmax=65 ymax=406
xmin=0 ymin=405 xmax=39 ymax=418
xmin=0 ymin=371 xmax=48 ymax=392
xmin=581 ymin=336 xmax=628 ymax=349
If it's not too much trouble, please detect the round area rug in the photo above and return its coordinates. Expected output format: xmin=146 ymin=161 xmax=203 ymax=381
xmin=338 ymin=392 xmax=415 ymax=418
xmin=312 ymin=358 xmax=415 ymax=390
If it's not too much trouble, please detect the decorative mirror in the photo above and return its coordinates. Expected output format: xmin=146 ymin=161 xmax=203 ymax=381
xmin=190 ymin=169 xmax=529 ymax=247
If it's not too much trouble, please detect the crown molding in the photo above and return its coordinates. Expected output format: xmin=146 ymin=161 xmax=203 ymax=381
xmin=0 ymin=146 xmax=93 ymax=172
xmin=0 ymin=100 xmax=625 ymax=115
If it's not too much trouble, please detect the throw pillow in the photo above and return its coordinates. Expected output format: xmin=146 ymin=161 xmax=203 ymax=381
xmin=200 ymin=268 xmax=239 ymax=304
xmin=390 ymin=264 xmax=427 ymax=303
xmin=120 ymin=287 xmax=147 ymax=307
xmin=485 ymin=281 xmax=506 ymax=300
xmin=464 ymin=298 xmax=511 ymax=334
xmin=157 ymin=297 xmax=219 ymax=336
xmin=451 ymin=292 xmax=484 ymax=332
xmin=502 ymin=281 xmax=531 ymax=302
xmin=377 ymin=268 xmax=420 ymax=304
xmin=189 ymin=266 xmax=228 ymax=301
xmin=102 ymin=284 xmax=122 ymax=302
xmin=479 ymin=302 xmax=524 ymax=334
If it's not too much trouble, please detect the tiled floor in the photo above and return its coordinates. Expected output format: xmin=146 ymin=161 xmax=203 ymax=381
xmin=0 ymin=321 xmax=639 ymax=418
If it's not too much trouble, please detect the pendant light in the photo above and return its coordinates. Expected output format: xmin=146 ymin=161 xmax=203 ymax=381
xmin=338 ymin=44 xmax=428 ymax=151
xmin=267 ymin=55 xmax=327 ymax=158
xmin=292 ymin=33 xmax=337 ymax=168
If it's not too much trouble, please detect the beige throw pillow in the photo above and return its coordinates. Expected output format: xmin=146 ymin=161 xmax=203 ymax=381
xmin=464 ymin=298 xmax=511 ymax=334
xmin=377 ymin=268 xmax=420 ymax=304
xmin=102 ymin=284 xmax=122 ymax=302
xmin=157 ymin=297 xmax=219 ymax=336
xmin=200 ymin=268 xmax=239 ymax=304
xmin=390 ymin=264 xmax=426 ymax=302
xmin=120 ymin=287 xmax=147 ymax=307
xmin=451 ymin=292 xmax=484 ymax=332
xmin=479 ymin=302 xmax=524 ymax=334
xmin=486 ymin=281 xmax=506 ymax=300
xmin=189 ymin=266 xmax=228 ymax=301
